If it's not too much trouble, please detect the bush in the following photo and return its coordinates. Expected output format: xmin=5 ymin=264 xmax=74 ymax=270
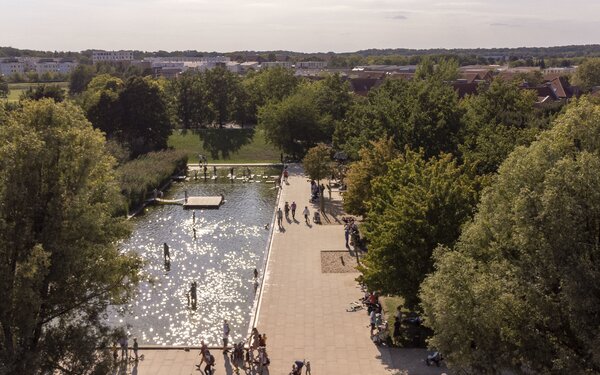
xmin=118 ymin=150 xmax=188 ymax=212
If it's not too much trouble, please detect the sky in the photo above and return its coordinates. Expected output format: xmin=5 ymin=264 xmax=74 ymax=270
xmin=1 ymin=0 xmax=599 ymax=53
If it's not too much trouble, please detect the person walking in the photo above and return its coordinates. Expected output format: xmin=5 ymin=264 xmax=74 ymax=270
xmin=277 ymin=207 xmax=284 ymax=229
xmin=284 ymin=202 xmax=290 ymax=218
xmin=291 ymin=201 xmax=297 ymax=220
xmin=223 ymin=320 xmax=231 ymax=353
xmin=163 ymin=243 xmax=170 ymax=262
xmin=283 ymin=168 xmax=289 ymax=183
xmin=303 ymin=206 xmax=310 ymax=224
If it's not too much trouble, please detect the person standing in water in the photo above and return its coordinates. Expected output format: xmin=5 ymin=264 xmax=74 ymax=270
xmin=163 ymin=243 xmax=170 ymax=261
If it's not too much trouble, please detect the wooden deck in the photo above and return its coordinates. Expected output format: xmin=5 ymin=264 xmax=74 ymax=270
xmin=182 ymin=196 xmax=223 ymax=209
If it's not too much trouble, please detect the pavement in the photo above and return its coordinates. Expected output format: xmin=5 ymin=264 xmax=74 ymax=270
xmin=117 ymin=164 xmax=449 ymax=375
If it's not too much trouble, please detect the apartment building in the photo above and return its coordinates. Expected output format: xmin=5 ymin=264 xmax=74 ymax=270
xmin=0 ymin=59 xmax=25 ymax=76
xmin=92 ymin=50 xmax=134 ymax=63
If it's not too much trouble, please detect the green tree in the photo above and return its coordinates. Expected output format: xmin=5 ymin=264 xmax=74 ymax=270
xmin=0 ymin=99 xmax=141 ymax=374
xmin=421 ymin=98 xmax=600 ymax=373
xmin=69 ymin=64 xmax=96 ymax=95
xmin=459 ymin=79 xmax=538 ymax=174
xmin=335 ymin=61 xmax=462 ymax=159
xmin=343 ymin=137 xmax=398 ymax=216
xmin=303 ymin=143 xmax=333 ymax=212
xmin=258 ymin=86 xmax=327 ymax=157
xmin=360 ymin=148 xmax=477 ymax=307
xmin=572 ymin=57 xmax=600 ymax=92
xmin=0 ymin=75 xmax=8 ymax=98
xmin=20 ymin=84 xmax=65 ymax=102
xmin=204 ymin=66 xmax=242 ymax=127
xmin=81 ymin=74 xmax=124 ymax=138
xmin=169 ymin=71 xmax=214 ymax=129
xmin=118 ymin=76 xmax=172 ymax=157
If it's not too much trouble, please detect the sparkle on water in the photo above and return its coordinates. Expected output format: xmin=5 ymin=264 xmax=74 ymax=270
xmin=108 ymin=167 xmax=280 ymax=346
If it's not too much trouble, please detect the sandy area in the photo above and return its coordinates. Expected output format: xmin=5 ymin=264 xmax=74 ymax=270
xmin=321 ymin=250 xmax=363 ymax=273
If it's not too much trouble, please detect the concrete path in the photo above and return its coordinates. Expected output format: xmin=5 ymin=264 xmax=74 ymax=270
xmin=121 ymin=164 xmax=449 ymax=375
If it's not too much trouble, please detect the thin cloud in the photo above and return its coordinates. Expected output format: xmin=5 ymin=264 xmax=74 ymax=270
xmin=391 ymin=14 xmax=408 ymax=20
xmin=490 ymin=22 xmax=522 ymax=27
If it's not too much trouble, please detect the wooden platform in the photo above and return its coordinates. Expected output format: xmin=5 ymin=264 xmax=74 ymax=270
xmin=182 ymin=196 xmax=223 ymax=209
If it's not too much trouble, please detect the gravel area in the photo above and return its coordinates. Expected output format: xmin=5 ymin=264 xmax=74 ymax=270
xmin=321 ymin=250 xmax=363 ymax=273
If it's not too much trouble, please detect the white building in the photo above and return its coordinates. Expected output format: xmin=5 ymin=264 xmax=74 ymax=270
xmin=296 ymin=61 xmax=328 ymax=69
xmin=92 ymin=50 xmax=134 ymax=63
xmin=544 ymin=67 xmax=577 ymax=75
xmin=261 ymin=61 xmax=293 ymax=69
xmin=58 ymin=61 xmax=77 ymax=74
xmin=240 ymin=61 xmax=259 ymax=73
xmin=0 ymin=59 xmax=25 ymax=76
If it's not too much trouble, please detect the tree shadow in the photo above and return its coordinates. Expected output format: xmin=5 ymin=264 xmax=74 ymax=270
xmin=196 ymin=128 xmax=255 ymax=160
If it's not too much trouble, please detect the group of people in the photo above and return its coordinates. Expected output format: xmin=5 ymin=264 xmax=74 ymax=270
xmin=363 ymin=292 xmax=389 ymax=345
xmin=309 ymin=180 xmax=324 ymax=203
xmin=343 ymin=217 xmax=359 ymax=248
xmin=112 ymin=336 xmax=139 ymax=363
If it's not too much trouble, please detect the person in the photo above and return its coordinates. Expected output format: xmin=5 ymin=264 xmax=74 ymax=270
xmin=283 ymin=168 xmax=289 ymax=183
xmin=291 ymin=201 xmax=297 ymax=220
xmin=112 ymin=342 xmax=119 ymax=362
xmin=305 ymin=360 xmax=311 ymax=375
xmin=119 ymin=336 xmax=128 ymax=361
xmin=284 ymin=201 xmax=290 ymax=218
xmin=370 ymin=309 xmax=377 ymax=336
xmin=303 ymin=206 xmax=310 ymax=224
xmin=198 ymin=348 xmax=215 ymax=374
xmin=193 ymin=211 xmax=196 ymax=223
xmin=213 ymin=165 xmax=217 ymax=176
xmin=190 ymin=282 xmax=197 ymax=308
xmin=393 ymin=317 xmax=401 ymax=345
xmin=203 ymin=164 xmax=207 ymax=178
xmin=223 ymin=320 xmax=231 ymax=353
xmin=132 ymin=337 xmax=139 ymax=361
xmin=344 ymin=222 xmax=350 ymax=247
xmin=163 ymin=243 xmax=170 ymax=262
xmin=254 ymin=268 xmax=259 ymax=279
xmin=277 ymin=207 xmax=284 ymax=229
xmin=193 ymin=227 xmax=197 ymax=239
xmin=230 ymin=167 xmax=234 ymax=177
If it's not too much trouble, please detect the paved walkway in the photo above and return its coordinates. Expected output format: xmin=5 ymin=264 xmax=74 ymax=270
xmin=122 ymin=164 xmax=448 ymax=375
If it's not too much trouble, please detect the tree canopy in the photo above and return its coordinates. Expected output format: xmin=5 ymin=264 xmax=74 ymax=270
xmin=421 ymin=98 xmax=600 ymax=374
xmin=0 ymin=99 xmax=142 ymax=374
xmin=572 ymin=57 xmax=600 ymax=92
xmin=359 ymin=148 xmax=478 ymax=307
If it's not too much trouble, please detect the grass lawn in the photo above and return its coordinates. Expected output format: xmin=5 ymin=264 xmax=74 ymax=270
xmin=168 ymin=127 xmax=281 ymax=164
xmin=5 ymin=81 xmax=69 ymax=102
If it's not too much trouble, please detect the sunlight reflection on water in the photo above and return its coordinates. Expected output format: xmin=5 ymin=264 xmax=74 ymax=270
xmin=108 ymin=169 xmax=279 ymax=346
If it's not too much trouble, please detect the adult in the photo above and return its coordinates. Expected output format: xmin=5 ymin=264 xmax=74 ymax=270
xmin=393 ymin=318 xmax=401 ymax=345
xmin=190 ymin=282 xmax=197 ymax=307
xmin=344 ymin=223 xmax=350 ymax=247
xmin=284 ymin=201 xmax=290 ymax=218
xmin=277 ymin=208 xmax=284 ymax=229
xmin=163 ymin=243 xmax=170 ymax=262
xmin=303 ymin=206 xmax=310 ymax=224
xmin=119 ymin=336 xmax=129 ymax=361
xmin=283 ymin=168 xmax=289 ymax=183
xmin=223 ymin=320 xmax=231 ymax=353
xmin=291 ymin=201 xmax=297 ymax=220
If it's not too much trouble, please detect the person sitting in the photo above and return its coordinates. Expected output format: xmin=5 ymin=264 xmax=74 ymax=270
xmin=313 ymin=211 xmax=321 ymax=224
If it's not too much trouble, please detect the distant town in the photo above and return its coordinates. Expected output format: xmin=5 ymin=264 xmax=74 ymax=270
xmin=0 ymin=47 xmax=590 ymax=105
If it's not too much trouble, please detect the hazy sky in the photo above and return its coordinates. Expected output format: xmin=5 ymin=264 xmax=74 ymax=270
xmin=1 ymin=0 xmax=599 ymax=53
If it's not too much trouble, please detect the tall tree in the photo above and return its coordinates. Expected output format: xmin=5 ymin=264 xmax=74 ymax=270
xmin=82 ymin=74 xmax=124 ymax=137
xmin=118 ymin=76 xmax=172 ymax=157
xmin=572 ymin=57 xmax=600 ymax=92
xmin=242 ymin=66 xmax=299 ymax=124
xmin=169 ymin=71 xmax=214 ymax=129
xmin=343 ymin=137 xmax=398 ymax=216
xmin=0 ymin=99 xmax=141 ymax=374
xmin=204 ymin=66 xmax=242 ymax=127
xmin=68 ymin=64 xmax=96 ymax=95
xmin=360 ymin=148 xmax=478 ymax=307
xmin=421 ymin=98 xmax=600 ymax=374
xmin=258 ymin=86 xmax=327 ymax=157
xmin=459 ymin=79 xmax=538 ymax=174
